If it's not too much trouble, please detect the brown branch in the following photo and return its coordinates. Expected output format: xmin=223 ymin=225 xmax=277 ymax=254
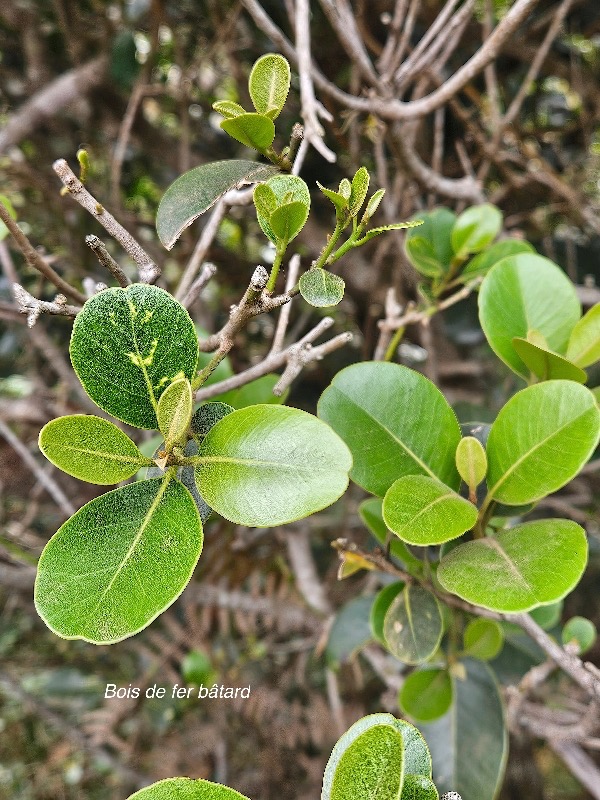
xmin=86 ymin=235 xmax=131 ymax=287
xmin=12 ymin=283 xmax=80 ymax=327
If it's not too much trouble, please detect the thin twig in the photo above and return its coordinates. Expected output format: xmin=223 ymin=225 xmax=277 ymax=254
xmin=175 ymin=200 xmax=227 ymax=302
xmin=86 ymin=235 xmax=131 ymax=287
xmin=180 ymin=262 xmax=217 ymax=308
xmin=269 ymin=254 xmax=301 ymax=354
xmin=12 ymin=283 xmax=80 ymax=327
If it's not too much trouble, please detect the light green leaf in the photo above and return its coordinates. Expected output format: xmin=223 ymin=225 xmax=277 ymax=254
xmin=318 ymin=362 xmax=462 ymax=496
xmin=270 ymin=200 xmax=309 ymax=242
xmin=193 ymin=404 xmax=352 ymax=526
xmin=462 ymin=239 xmax=534 ymax=280
xmin=338 ymin=178 xmax=351 ymax=200
xmin=318 ymin=182 xmax=349 ymax=216
xmin=371 ymin=582 xmax=405 ymax=645
xmin=566 ymin=303 xmax=600 ymax=367
xmin=359 ymin=497 xmax=424 ymax=571
xmin=437 ymin=519 xmax=587 ymax=612
xmin=349 ymin=167 xmax=370 ymax=217
xmin=419 ymin=659 xmax=507 ymax=800
xmin=0 ymin=194 xmax=17 ymax=241
xmin=299 ymin=269 xmax=345 ymax=307
xmin=127 ymin=778 xmax=251 ymax=800
xmin=455 ymin=436 xmax=487 ymax=491
xmin=322 ymin=714 xmax=405 ymax=800
xmin=451 ymin=204 xmax=503 ymax=258
xmin=399 ymin=668 xmax=453 ymax=723
xmin=191 ymin=402 xmax=234 ymax=439
xmin=392 ymin=718 xmax=433 ymax=778
xmin=562 ymin=616 xmax=597 ymax=654
xmin=157 ymin=377 xmax=193 ymax=447
xmin=327 ymin=596 xmax=374 ymax=666
xmin=70 ymin=285 xmax=198 ymax=429
xmin=512 ymin=337 xmax=587 ymax=383
xmin=213 ymin=373 xmax=288 ymax=408
xmin=383 ymin=585 xmax=443 ymax=664
xmin=400 ymin=775 xmax=439 ymax=800
xmin=157 ymin=160 xmax=279 ymax=249
xmin=362 ymin=188 xmax=385 ymax=222
xmin=405 ymin=208 xmax=456 ymax=276
xmin=212 ymin=100 xmax=246 ymax=119
xmin=34 ymin=478 xmax=203 ymax=644
xmin=39 ymin=415 xmax=151 ymax=485
xmin=383 ymin=475 xmax=477 ymax=546
xmin=478 ymin=254 xmax=581 ymax=379
xmin=359 ymin=220 xmax=423 ymax=246
xmin=248 ymin=53 xmax=291 ymax=119
xmin=220 ymin=113 xmax=275 ymax=151
xmin=253 ymin=182 xmax=277 ymax=219
xmin=486 ymin=381 xmax=600 ymax=505
xmin=257 ymin=175 xmax=311 ymax=244
xmin=463 ymin=618 xmax=504 ymax=660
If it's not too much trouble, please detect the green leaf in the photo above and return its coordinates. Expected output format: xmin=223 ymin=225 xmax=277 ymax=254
xmin=147 ymin=439 xmax=212 ymax=524
xmin=0 ymin=194 xmax=17 ymax=241
xmin=359 ymin=220 xmax=423 ymax=246
xmin=327 ymin=596 xmax=374 ymax=666
xmin=193 ymin=405 xmax=352 ymax=526
xmin=437 ymin=519 xmax=587 ymax=612
xmin=512 ymin=335 xmax=587 ymax=382
xmin=562 ymin=616 xmax=597 ymax=654
xmin=70 ymin=285 xmax=199 ymax=429
xmin=191 ymin=402 xmax=234 ymax=439
xmin=393 ymin=718 xmax=433 ymax=778
xmin=463 ymin=618 xmax=504 ymax=660
xmin=383 ymin=586 xmax=443 ymax=664
xmin=359 ymin=497 xmax=424 ymax=570
xmin=322 ymin=714 xmax=405 ymax=800
xmin=486 ymin=381 xmax=600 ymax=505
xmin=248 ymin=53 xmax=290 ymax=119
xmin=257 ymin=175 xmax=311 ymax=244
xmin=39 ymin=415 xmax=151 ymax=485
xmin=405 ymin=208 xmax=456 ymax=276
xmin=399 ymin=668 xmax=453 ymax=723
xmin=362 ymin=188 xmax=385 ymax=222
xmin=338 ymin=178 xmax=351 ymax=200
xmin=126 ymin=778 xmax=251 ymax=800
xmin=157 ymin=377 xmax=193 ymax=447
xmin=35 ymin=478 xmax=203 ymax=644
xmin=213 ymin=373 xmax=288 ymax=408
xmin=419 ymin=659 xmax=507 ymax=800
xmin=270 ymin=200 xmax=309 ymax=242
xmin=566 ymin=303 xmax=600 ymax=367
xmin=253 ymin=182 xmax=277 ymax=219
xmin=318 ymin=182 xmax=349 ymax=216
xmin=462 ymin=239 xmax=534 ymax=280
xmin=181 ymin=649 xmax=215 ymax=685
xmin=371 ymin=582 xmax=405 ymax=645
xmin=212 ymin=100 xmax=246 ymax=119
xmin=318 ymin=362 xmax=462 ymax=496
xmin=220 ymin=113 xmax=275 ymax=151
xmin=451 ymin=204 xmax=503 ymax=258
xmin=349 ymin=167 xmax=370 ymax=217
xmin=455 ymin=436 xmax=487 ymax=491
xmin=530 ymin=600 xmax=563 ymax=630
xmin=157 ymin=160 xmax=279 ymax=249
xmin=400 ymin=775 xmax=439 ymax=800
xmin=383 ymin=476 xmax=477 ymax=546
xmin=478 ymin=254 xmax=581 ymax=379
xmin=299 ymin=269 xmax=345 ymax=307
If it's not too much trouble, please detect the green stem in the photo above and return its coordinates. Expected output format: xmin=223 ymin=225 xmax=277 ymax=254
xmin=314 ymin=222 xmax=346 ymax=269
xmin=384 ymin=324 xmax=406 ymax=362
xmin=266 ymin=244 xmax=287 ymax=293
xmin=192 ymin=347 xmax=229 ymax=390
xmin=474 ymin=494 xmax=495 ymax=538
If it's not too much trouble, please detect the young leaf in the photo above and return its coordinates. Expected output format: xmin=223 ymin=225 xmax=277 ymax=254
xmin=212 ymin=100 xmax=246 ymax=119
xmin=299 ymin=269 xmax=345 ymax=307
xmin=358 ymin=220 xmax=423 ymax=246
xmin=220 ymin=113 xmax=275 ymax=151
xmin=248 ymin=53 xmax=291 ymax=119
xmin=317 ymin=182 xmax=349 ymax=216
xmin=511 ymin=337 xmax=587 ymax=383
xmin=359 ymin=497 xmax=424 ymax=570
xmin=193 ymin=405 xmax=352 ymax=526
xmin=463 ymin=618 xmax=504 ymax=660
xmin=400 ymin=775 xmax=439 ymax=800
xmin=437 ymin=519 xmax=587 ymax=612
xmin=383 ymin=475 xmax=477 ymax=546
xmin=383 ymin=585 xmax=443 ymax=664
xmin=405 ymin=208 xmax=456 ymax=276
xmin=566 ymin=303 xmax=600 ymax=368
xmin=562 ymin=616 xmax=597 ymax=654
xmin=35 ymin=478 xmax=203 ymax=644
xmin=126 ymin=777 xmax=251 ymax=800
xmin=349 ymin=166 xmax=370 ymax=217
xmin=147 ymin=439 xmax=212 ymax=524
xmin=362 ymin=188 xmax=385 ymax=222
xmin=270 ymin=200 xmax=309 ymax=242
xmin=191 ymin=402 xmax=234 ymax=439
xmin=370 ymin=582 xmax=405 ymax=645
xmin=399 ymin=668 xmax=453 ymax=723
xmin=70 ymin=285 xmax=198 ymax=429
xmin=486 ymin=381 xmax=600 ymax=505
xmin=318 ymin=362 xmax=462 ymax=496
xmin=39 ymin=415 xmax=151 ymax=484
xmin=253 ymin=182 xmax=277 ymax=219
xmin=478 ymin=254 xmax=581 ymax=379
xmin=455 ymin=436 xmax=487 ymax=492
xmin=157 ymin=377 xmax=193 ymax=447
xmin=451 ymin=204 xmax=502 ymax=258
xmin=326 ymin=596 xmax=374 ymax=666
xmin=157 ymin=160 xmax=279 ymax=249
xmin=256 ymin=175 xmax=310 ymax=244
xmin=461 ymin=239 xmax=534 ymax=280
xmin=338 ymin=178 xmax=351 ymax=200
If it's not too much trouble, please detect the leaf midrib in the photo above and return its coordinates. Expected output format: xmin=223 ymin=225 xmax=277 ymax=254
xmin=51 ymin=442 xmax=149 ymax=465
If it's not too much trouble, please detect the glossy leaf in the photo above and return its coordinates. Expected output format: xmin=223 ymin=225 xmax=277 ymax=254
xmin=35 ymin=478 xmax=203 ymax=644
xmin=127 ymin=778 xmax=251 ymax=800
xmin=70 ymin=285 xmax=198 ymax=429
xmin=562 ymin=616 xmax=596 ymax=654
xmin=214 ymin=373 xmax=288 ymax=408
xmin=383 ymin=586 xmax=443 ymax=664
xmin=349 ymin=167 xmax=370 ymax=217
xmin=270 ymin=200 xmax=309 ymax=242
xmin=455 ymin=436 xmax=487 ymax=491
xmin=220 ymin=113 xmax=275 ymax=151
xmin=359 ymin=497 xmax=424 ymax=571
xmin=212 ymin=100 xmax=246 ymax=118
xmin=383 ymin=475 xmax=477 ymax=546
xmin=437 ymin=519 xmax=587 ymax=612
xmin=157 ymin=377 xmax=193 ymax=447
xmin=419 ymin=659 xmax=507 ymax=800
xmin=566 ymin=303 xmax=600 ymax=367
xmin=249 ymin=53 xmax=290 ymax=118
xmin=478 ymin=254 xmax=581 ymax=378
xmin=405 ymin=208 xmax=456 ymax=276
xmin=191 ymin=402 xmax=234 ymax=439
xmin=461 ymin=239 xmax=534 ymax=280
xmin=327 ymin=596 xmax=374 ymax=666
xmin=193 ymin=405 xmax=352 ymax=526
xmin=486 ymin=381 xmax=600 ymax=505
xmin=39 ymin=415 xmax=151 ymax=484
xmin=318 ymin=363 xmax=461 ymax=496
xmin=257 ymin=175 xmax=311 ymax=244
xmin=451 ymin=204 xmax=502 ymax=258
xmin=399 ymin=668 xmax=453 ymax=723
xmin=370 ymin=582 xmax=405 ymax=645
xmin=299 ymin=269 xmax=345 ymax=307
xmin=463 ymin=619 xmax=503 ymax=661
xmin=511 ymin=337 xmax=586 ymax=383
xmin=400 ymin=775 xmax=439 ymax=800
xmin=157 ymin=160 xmax=279 ymax=249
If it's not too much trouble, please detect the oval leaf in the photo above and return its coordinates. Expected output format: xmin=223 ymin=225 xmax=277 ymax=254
xmin=127 ymin=778 xmax=251 ymax=800
xmin=451 ymin=204 xmax=502 ymax=258
xmin=194 ymin=405 xmax=352 ymax=526
xmin=383 ymin=585 xmax=443 ymax=664
xmin=35 ymin=478 xmax=203 ymax=644
xmin=327 ymin=596 xmax=374 ymax=666
xmin=399 ymin=668 xmax=453 ymax=723
xmin=257 ymin=175 xmax=310 ymax=244
xmin=383 ymin=476 xmax=477 ymax=546
xmin=249 ymin=53 xmax=291 ymax=118
xmin=318 ymin=363 xmax=461 ymax=496
xmin=349 ymin=167 xmax=370 ymax=218
xmin=566 ymin=302 xmax=600 ymax=368
xmin=191 ymin=402 xmax=234 ymax=439
xmin=562 ymin=616 xmax=597 ymax=654
xmin=512 ymin=337 xmax=587 ymax=383
xmin=455 ymin=436 xmax=487 ymax=491
xmin=70 ymin=285 xmax=198 ymax=429
xmin=462 ymin=239 xmax=534 ymax=280
xmin=437 ymin=519 xmax=587 ymax=612
xmin=299 ymin=269 xmax=345 ymax=307
xmin=39 ymin=415 xmax=151 ymax=484
xmin=270 ymin=200 xmax=309 ymax=242
xmin=157 ymin=377 xmax=193 ymax=446
xmin=220 ymin=112 xmax=275 ymax=150
xmin=463 ymin=618 xmax=504 ymax=660
xmin=212 ymin=100 xmax=246 ymax=118
xmin=157 ymin=160 xmax=279 ymax=249
xmin=371 ymin=582 xmax=405 ymax=645
xmin=400 ymin=775 xmax=439 ymax=800
xmin=486 ymin=381 xmax=600 ymax=505
xmin=405 ymin=208 xmax=456 ymax=276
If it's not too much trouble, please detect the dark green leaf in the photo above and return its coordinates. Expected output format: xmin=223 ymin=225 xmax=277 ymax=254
xmin=451 ymin=204 xmax=502 ymax=258
xmin=383 ymin=586 xmax=443 ymax=664
xmin=399 ymin=668 xmax=453 ymax=723
xmin=191 ymin=402 xmax=234 ymax=439
xmin=370 ymin=582 xmax=405 ymax=645
xmin=299 ymin=269 xmax=345 ymax=307
xmin=248 ymin=53 xmax=290 ymax=118
xmin=220 ymin=113 xmax=275 ymax=151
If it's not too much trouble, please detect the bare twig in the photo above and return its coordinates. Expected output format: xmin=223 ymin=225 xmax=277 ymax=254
xmin=550 ymin=741 xmax=600 ymax=800
xmin=12 ymin=283 xmax=80 ymax=327
xmin=110 ymin=80 xmax=147 ymax=210
xmin=318 ymin=0 xmax=379 ymax=87
xmin=285 ymin=527 xmax=332 ymax=615
xmin=175 ymin=200 xmax=227 ymax=302
xmin=269 ymin=254 xmax=301 ymax=354
xmin=180 ymin=262 xmax=217 ymax=308
xmin=86 ymin=235 xmax=131 ymax=287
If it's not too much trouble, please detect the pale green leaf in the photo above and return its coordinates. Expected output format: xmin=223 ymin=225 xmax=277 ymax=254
xmin=359 ymin=497 xmax=424 ymax=571
xmin=212 ymin=100 xmax=246 ymax=118
xmin=220 ymin=113 xmax=275 ymax=150
xmin=455 ymin=436 xmax=487 ymax=490
xmin=318 ymin=182 xmax=349 ymax=215
xmin=127 ymin=777 xmax=251 ymax=800
xmin=299 ymin=269 xmax=345 ymax=307
xmin=362 ymin=188 xmax=385 ymax=222
xmin=248 ymin=53 xmax=291 ymax=118
xmin=512 ymin=337 xmax=587 ymax=383
xmin=383 ymin=585 xmax=443 ymax=664
xmin=349 ymin=167 xmax=370 ymax=217
xmin=399 ymin=668 xmax=453 ymax=723
xmin=338 ymin=178 xmax=351 ymax=200
xmin=0 ymin=194 xmax=17 ymax=241
xmin=270 ymin=200 xmax=309 ymax=242
xmin=566 ymin=303 xmax=600 ymax=367
xmin=463 ymin=618 xmax=504 ymax=660
xmin=253 ymin=182 xmax=277 ymax=219
xmin=359 ymin=220 xmax=423 ymax=245
xmin=562 ymin=616 xmax=597 ymax=654
xmin=157 ymin=377 xmax=193 ymax=446
xmin=451 ymin=204 xmax=503 ymax=258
